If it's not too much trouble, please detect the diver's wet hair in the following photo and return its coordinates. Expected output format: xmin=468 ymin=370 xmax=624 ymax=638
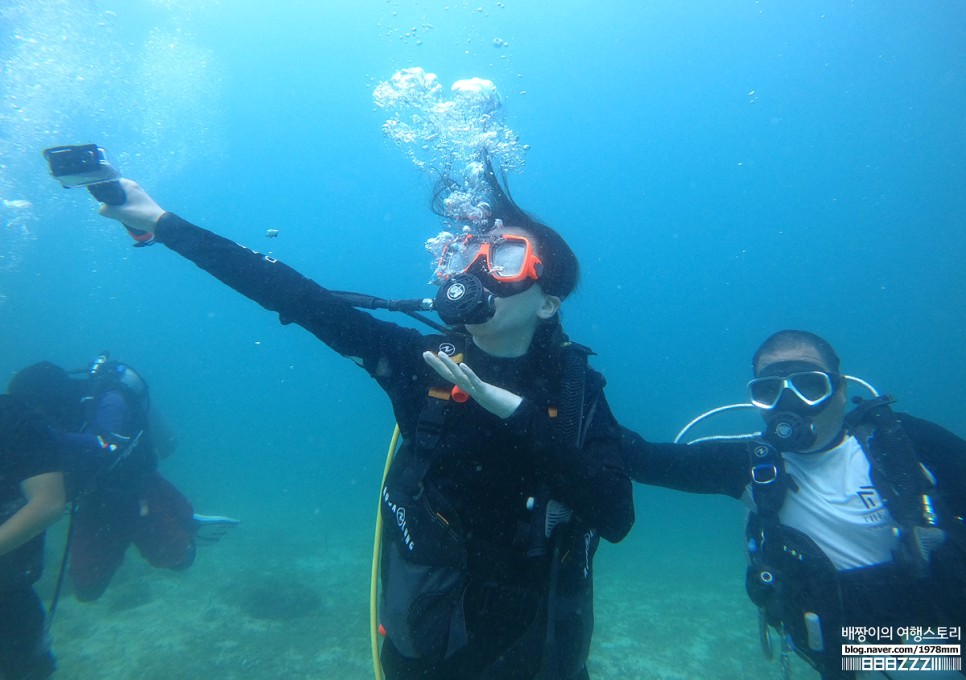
xmin=432 ymin=156 xmax=580 ymax=300
xmin=753 ymin=330 xmax=841 ymax=375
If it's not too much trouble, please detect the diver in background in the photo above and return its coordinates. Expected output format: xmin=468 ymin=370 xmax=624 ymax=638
xmin=621 ymin=330 xmax=966 ymax=679
xmin=0 ymin=394 xmax=65 ymax=680
xmin=7 ymin=357 xmax=238 ymax=602
xmin=92 ymin=163 xmax=633 ymax=679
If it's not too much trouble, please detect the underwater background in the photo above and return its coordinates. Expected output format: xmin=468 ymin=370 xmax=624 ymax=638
xmin=1 ymin=1 xmax=964 ymax=678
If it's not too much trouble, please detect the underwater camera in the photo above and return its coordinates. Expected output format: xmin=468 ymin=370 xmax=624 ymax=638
xmin=43 ymin=144 xmax=126 ymax=205
xmin=43 ymin=143 xmax=155 ymax=244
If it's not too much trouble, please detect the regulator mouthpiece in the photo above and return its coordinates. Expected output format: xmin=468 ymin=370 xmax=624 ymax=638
xmin=764 ymin=410 xmax=817 ymax=452
xmin=434 ymin=273 xmax=495 ymax=326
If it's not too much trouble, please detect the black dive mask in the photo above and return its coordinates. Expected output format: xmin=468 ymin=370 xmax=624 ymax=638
xmin=756 ymin=361 xmax=838 ymax=452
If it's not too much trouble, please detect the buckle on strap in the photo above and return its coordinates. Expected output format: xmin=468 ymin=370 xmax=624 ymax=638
xmin=752 ymin=464 xmax=779 ymax=485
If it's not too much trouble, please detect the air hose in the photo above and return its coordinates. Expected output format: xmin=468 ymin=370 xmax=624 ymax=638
xmin=371 ymin=425 xmax=401 ymax=680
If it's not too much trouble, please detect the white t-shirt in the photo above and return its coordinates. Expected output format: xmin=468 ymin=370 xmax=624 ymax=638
xmin=746 ymin=435 xmax=900 ymax=571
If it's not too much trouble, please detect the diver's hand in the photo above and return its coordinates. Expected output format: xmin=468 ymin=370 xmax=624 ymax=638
xmin=98 ymin=178 xmax=166 ymax=234
xmin=423 ymin=351 xmax=523 ymax=419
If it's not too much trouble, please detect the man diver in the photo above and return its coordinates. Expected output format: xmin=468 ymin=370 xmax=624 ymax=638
xmin=622 ymin=330 xmax=966 ymax=679
xmin=0 ymin=394 xmax=65 ymax=679
xmin=8 ymin=357 xmax=239 ymax=602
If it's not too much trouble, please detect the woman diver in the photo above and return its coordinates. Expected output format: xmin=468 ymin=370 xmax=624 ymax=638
xmin=95 ymin=164 xmax=634 ymax=679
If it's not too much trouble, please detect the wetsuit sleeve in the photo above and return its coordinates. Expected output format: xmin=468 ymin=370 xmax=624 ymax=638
xmin=92 ymin=391 xmax=127 ymax=434
xmin=619 ymin=426 xmax=749 ymax=499
xmin=61 ymin=391 xmax=130 ymax=456
xmin=505 ymin=391 xmax=634 ymax=544
xmin=153 ymin=213 xmax=423 ymax=374
xmin=900 ymin=414 xmax=966 ymax=519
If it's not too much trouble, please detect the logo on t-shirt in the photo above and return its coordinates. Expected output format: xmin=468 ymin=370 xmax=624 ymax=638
xmin=857 ymin=485 xmax=886 ymax=523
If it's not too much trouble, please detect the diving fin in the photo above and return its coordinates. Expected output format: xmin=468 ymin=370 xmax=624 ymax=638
xmin=192 ymin=513 xmax=241 ymax=545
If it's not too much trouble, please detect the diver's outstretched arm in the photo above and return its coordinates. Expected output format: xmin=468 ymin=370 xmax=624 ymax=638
xmin=620 ymin=426 xmax=748 ymax=498
xmin=96 ymin=178 xmax=424 ymax=384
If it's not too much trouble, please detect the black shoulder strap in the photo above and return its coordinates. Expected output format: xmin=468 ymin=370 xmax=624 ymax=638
xmin=398 ymin=335 xmax=468 ymax=495
xmin=749 ymin=441 xmax=798 ymax=529
xmin=845 ymin=396 xmax=935 ymax=527
xmin=846 ymin=396 xmax=945 ymax=576
xmin=746 ymin=440 xmax=798 ymax=617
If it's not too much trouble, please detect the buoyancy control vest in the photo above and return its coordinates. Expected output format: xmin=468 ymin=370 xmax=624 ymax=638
xmin=379 ymin=332 xmax=603 ymax=677
xmin=73 ymin=361 xmax=157 ymax=500
xmin=744 ymin=397 xmax=954 ymax=679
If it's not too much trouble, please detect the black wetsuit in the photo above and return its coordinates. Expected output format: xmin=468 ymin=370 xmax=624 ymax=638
xmin=150 ymin=213 xmax=634 ymax=679
xmin=621 ymin=416 xmax=966 ymax=678
xmin=0 ymin=395 xmax=62 ymax=680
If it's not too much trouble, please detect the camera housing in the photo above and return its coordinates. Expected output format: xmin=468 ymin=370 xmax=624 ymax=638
xmin=43 ymin=143 xmax=151 ymax=243
xmin=43 ymin=144 xmax=120 ymax=188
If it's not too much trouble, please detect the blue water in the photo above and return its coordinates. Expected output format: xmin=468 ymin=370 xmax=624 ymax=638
xmin=1 ymin=1 xmax=964 ymax=678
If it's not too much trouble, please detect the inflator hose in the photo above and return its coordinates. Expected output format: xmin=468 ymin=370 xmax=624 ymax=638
xmin=371 ymin=425 xmax=401 ymax=680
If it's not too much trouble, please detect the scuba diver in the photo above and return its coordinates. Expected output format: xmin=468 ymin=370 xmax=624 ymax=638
xmin=90 ymin=163 xmax=634 ymax=679
xmin=621 ymin=330 xmax=966 ymax=680
xmin=7 ymin=356 xmax=239 ymax=603
xmin=0 ymin=394 xmax=65 ymax=680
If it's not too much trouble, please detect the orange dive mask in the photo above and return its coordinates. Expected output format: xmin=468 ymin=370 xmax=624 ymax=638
xmin=436 ymin=233 xmax=543 ymax=286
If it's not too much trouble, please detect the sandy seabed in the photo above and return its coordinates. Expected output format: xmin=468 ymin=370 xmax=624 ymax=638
xmin=38 ymin=519 xmax=809 ymax=680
